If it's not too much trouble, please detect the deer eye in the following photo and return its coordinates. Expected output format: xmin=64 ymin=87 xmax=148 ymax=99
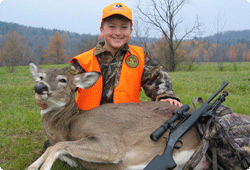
xmin=59 ymin=79 xmax=67 ymax=83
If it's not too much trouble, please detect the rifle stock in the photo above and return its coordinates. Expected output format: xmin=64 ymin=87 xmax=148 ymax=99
xmin=144 ymin=145 xmax=176 ymax=170
xmin=144 ymin=82 xmax=229 ymax=170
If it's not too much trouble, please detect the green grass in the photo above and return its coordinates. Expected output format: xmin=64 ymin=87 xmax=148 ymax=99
xmin=171 ymin=62 xmax=250 ymax=114
xmin=0 ymin=62 xmax=249 ymax=170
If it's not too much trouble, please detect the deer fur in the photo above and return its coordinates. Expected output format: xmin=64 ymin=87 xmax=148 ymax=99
xmin=27 ymin=62 xmax=210 ymax=170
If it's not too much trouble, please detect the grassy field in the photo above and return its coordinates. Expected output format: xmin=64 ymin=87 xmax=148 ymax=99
xmin=0 ymin=62 xmax=249 ymax=170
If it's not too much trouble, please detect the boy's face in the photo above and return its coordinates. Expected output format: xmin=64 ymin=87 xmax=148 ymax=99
xmin=100 ymin=17 xmax=132 ymax=53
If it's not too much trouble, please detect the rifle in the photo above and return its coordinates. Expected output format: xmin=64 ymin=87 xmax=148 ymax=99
xmin=144 ymin=81 xmax=229 ymax=170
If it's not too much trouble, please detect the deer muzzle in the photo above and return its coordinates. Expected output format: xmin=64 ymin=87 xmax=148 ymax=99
xmin=34 ymin=82 xmax=48 ymax=94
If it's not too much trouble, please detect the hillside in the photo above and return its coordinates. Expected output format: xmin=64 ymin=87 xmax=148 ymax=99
xmin=2 ymin=21 xmax=250 ymax=51
xmin=197 ymin=30 xmax=250 ymax=48
xmin=0 ymin=21 xmax=99 ymax=57
xmin=0 ymin=21 xmax=150 ymax=64
xmin=1 ymin=21 xmax=250 ymax=66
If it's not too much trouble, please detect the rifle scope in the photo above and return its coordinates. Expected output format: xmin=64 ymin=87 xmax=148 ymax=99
xmin=150 ymin=104 xmax=190 ymax=141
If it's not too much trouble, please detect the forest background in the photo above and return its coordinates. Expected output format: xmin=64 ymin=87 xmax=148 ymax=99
xmin=0 ymin=21 xmax=250 ymax=72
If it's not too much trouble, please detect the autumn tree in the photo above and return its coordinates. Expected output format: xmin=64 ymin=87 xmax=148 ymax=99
xmin=0 ymin=48 xmax=2 ymax=67
xmin=207 ymin=44 xmax=218 ymax=62
xmin=153 ymin=37 xmax=170 ymax=69
xmin=180 ymin=41 xmax=193 ymax=55
xmin=235 ymin=43 xmax=247 ymax=61
xmin=228 ymin=45 xmax=237 ymax=62
xmin=136 ymin=0 xmax=201 ymax=72
xmin=246 ymin=49 xmax=250 ymax=61
xmin=153 ymin=36 xmax=187 ymax=70
xmin=197 ymin=43 xmax=209 ymax=62
xmin=203 ymin=50 xmax=209 ymax=62
xmin=189 ymin=49 xmax=199 ymax=61
xmin=0 ymin=30 xmax=30 ymax=72
xmin=72 ymin=37 xmax=98 ymax=57
xmin=43 ymin=31 xmax=68 ymax=64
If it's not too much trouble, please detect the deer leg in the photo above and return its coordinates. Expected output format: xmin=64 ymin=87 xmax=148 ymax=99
xmin=27 ymin=145 xmax=78 ymax=170
xmin=40 ymin=147 xmax=75 ymax=170
xmin=26 ymin=147 xmax=51 ymax=170
xmin=40 ymin=138 xmax=126 ymax=170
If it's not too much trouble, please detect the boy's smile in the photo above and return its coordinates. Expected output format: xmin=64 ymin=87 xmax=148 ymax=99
xmin=100 ymin=17 xmax=132 ymax=56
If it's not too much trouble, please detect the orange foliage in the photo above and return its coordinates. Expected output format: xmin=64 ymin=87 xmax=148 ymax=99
xmin=247 ymin=49 xmax=250 ymax=61
xmin=189 ymin=49 xmax=199 ymax=59
xmin=43 ymin=31 xmax=69 ymax=64
xmin=235 ymin=43 xmax=248 ymax=61
xmin=150 ymin=38 xmax=249 ymax=63
xmin=228 ymin=45 xmax=237 ymax=62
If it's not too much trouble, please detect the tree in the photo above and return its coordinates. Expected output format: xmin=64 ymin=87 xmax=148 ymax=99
xmin=0 ymin=30 xmax=30 ymax=72
xmin=152 ymin=35 xmax=187 ymax=70
xmin=189 ymin=49 xmax=199 ymax=60
xmin=72 ymin=36 xmax=98 ymax=58
xmin=85 ymin=38 xmax=98 ymax=52
xmin=136 ymin=0 xmax=201 ymax=72
xmin=207 ymin=43 xmax=217 ymax=62
xmin=214 ymin=8 xmax=226 ymax=62
xmin=203 ymin=50 xmax=209 ymax=62
xmin=246 ymin=49 xmax=250 ymax=61
xmin=153 ymin=36 xmax=170 ymax=69
xmin=235 ymin=43 xmax=247 ymax=61
xmin=43 ymin=31 xmax=68 ymax=64
xmin=132 ymin=19 xmax=151 ymax=52
xmin=228 ymin=45 xmax=237 ymax=62
xmin=34 ymin=45 xmax=44 ymax=64
xmin=0 ymin=48 xmax=2 ymax=67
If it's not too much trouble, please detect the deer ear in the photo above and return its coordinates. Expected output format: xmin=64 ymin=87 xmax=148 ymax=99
xmin=29 ymin=62 xmax=46 ymax=83
xmin=74 ymin=72 xmax=100 ymax=89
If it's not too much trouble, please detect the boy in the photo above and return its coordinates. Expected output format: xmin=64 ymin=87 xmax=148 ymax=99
xmin=36 ymin=2 xmax=182 ymax=111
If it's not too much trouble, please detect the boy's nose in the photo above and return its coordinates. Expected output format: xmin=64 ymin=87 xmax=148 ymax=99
xmin=114 ymin=28 xmax=122 ymax=35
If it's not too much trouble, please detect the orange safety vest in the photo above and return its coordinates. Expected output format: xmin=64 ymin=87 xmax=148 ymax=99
xmin=70 ymin=45 xmax=145 ymax=110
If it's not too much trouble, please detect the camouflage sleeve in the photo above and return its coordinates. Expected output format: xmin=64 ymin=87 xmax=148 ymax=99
xmin=63 ymin=59 xmax=86 ymax=75
xmin=141 ymin=52 xmax=180 ymax=102
xmin=63 ymin=59 xmax=87 ymax=92
xmin=69 ymin=59 xmax=86 ymax=74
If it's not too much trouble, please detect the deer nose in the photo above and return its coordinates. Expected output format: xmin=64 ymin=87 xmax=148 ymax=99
xmin=34 ymin=82 xmax=48 ymax=94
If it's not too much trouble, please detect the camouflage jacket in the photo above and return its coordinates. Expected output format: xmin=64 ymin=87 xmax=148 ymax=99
xmin=184 ymin=104 xmax=250 ymax=170
xmin=70 ymin=41 xmax=180 ymax=105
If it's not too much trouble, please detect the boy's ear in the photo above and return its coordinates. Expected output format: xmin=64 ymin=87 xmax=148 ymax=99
xmin=130 ymin=27 xmax=133 ymax=38
xmin=100 ymin=27 xmax=104 ymax=37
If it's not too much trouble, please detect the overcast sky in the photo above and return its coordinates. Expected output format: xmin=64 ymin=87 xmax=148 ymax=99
xmin=0 ymin=0 xmax=250 ymax=38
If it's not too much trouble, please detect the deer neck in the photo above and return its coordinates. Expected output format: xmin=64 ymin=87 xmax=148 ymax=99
xmin=41 ymin=95 xmax=80 ymax=144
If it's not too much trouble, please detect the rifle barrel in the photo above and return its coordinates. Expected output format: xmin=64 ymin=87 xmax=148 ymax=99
xmin=206 ymin=81 xmax=228 ymax=103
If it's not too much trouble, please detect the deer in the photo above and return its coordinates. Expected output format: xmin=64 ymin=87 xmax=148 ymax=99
xmin=27 ymin=62 xmax=210 ymax=170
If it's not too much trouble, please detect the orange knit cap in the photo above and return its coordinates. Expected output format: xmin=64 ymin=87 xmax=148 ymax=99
xmin=101 ymin=2 xmax=133 ymax=25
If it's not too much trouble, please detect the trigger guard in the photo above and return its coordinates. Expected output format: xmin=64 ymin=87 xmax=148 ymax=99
xmin=174 ymin=139 xmax=183 ymax=149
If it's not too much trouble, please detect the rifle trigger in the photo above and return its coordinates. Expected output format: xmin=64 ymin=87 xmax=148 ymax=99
xmin=174 ymin=139 xmax=183 ymax=149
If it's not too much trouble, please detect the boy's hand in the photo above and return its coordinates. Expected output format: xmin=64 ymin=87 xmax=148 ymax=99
xmin=160 ymin=98 xmax=183 ymax=107
xmin=35 ymin=93 xmax=48 ymax=110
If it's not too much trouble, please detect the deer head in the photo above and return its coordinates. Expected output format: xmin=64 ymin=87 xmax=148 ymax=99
xmin=29 ymin=62 xmax=100 ymax=112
